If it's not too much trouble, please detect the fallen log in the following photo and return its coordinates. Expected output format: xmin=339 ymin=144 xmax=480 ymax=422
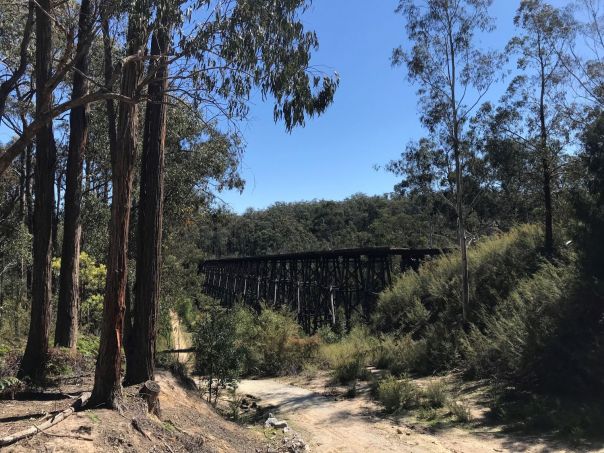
xmin=0 ymin=391 xmax=91 ymax=447
xmin=157 ymin=348 xmax=196 ymax=354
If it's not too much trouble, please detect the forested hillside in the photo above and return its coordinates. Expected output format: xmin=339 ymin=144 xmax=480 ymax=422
xmin=197 ymin=195 xmax=455 ymax=257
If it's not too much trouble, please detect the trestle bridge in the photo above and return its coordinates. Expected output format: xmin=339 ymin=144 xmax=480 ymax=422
xmin=199 ymin=247 xmax=445 ymax=333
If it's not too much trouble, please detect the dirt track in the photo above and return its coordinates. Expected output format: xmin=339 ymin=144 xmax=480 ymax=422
xmin=238 ymin=377 xmax=578 ymax=453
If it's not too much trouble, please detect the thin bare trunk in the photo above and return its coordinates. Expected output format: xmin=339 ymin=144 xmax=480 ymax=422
xmin=446 ymin=10 xmax=470 ymax=322
xmin=539 ymin=62 xmax=554 ymax=255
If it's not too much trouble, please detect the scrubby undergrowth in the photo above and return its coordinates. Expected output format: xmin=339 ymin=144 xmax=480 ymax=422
xmin=189 ymin=225 xmax=603 ymax=441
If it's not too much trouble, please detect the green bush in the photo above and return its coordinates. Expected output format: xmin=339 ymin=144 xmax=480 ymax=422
xmin=332 ymin=353 xmax=369 ymax=384
xmin=319 ymin=327 xmax=377 ymax=383
xmin=460 ymin=262 xmax=570 ymax=382
xmin=77 ymin=335 xmax=100 ymax=358
xmin=194 ymin=306 xmax=244 ymax=404
xmin=422 ymin=380 xmax=448 ymax=408
xmin=374 ymin=335 xmax=428 ymax=376
xmin=233 ymin=305 xmax=320 ymax=376
xmin=374 ymin=225 xmax=544 ymax=373
xmin=377 ymin=376 xmax=420 ymax=414
xmin=447 ymin=400 xmax=472 ymax=423
xmin=376 ymin=224 xmax=543 ymax=331
xmin=461 ymin=257 xmax=604 ymax=394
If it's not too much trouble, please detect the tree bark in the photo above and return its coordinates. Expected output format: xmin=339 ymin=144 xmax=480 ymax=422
xmin=56 ymin=0 xmax=93 ymax=349
xmin=18 ymin=0 xmax=55 ymax=383
xmin=89 ymin=1 xmax=148 ymax=409
xmin=446 ymin=10 xmax=470 ymax=323
xmin=539 ymin=59 xmax=554 ymax=256
xmin=125 ymin=24 xmax=170 ymax=386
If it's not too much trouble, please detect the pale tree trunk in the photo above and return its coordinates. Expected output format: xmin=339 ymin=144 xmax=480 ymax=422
xmin=539 ymin=56 xmax=554 ymax=256
xmin=18 ymin=0 xmax=55 ymax=383
xmin=89 ymin=1 xmax=148 ymax=409
xmin=125 ymin=24 xmax=170 ymax=385
xmin=447 ymin=13 xmax=470 ymax=323
xmin=56 ymin=0 xmax=93 ymax=349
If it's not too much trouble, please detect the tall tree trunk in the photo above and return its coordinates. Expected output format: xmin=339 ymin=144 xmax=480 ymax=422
xmin=89 ymin=1 xmax=147 ymax=409
xmin=53 ymin=164 xmax=62 ymax=257
xmin=125 ymin=25 xmax=170 ymax=385
xmin=446 ymin=14 xmax=470 ymax=323
xmin=18 ymin=0 xmax=55 ymax=383
xmin=101 ymin=8 xmax=118 ymax=160
xmin=539 ymin=64 xmax=554 ymax=256
xmin=56 ymin=0 xmax=93 ymax=349
xmin=25 ymin=142 xmax=33 ymax=233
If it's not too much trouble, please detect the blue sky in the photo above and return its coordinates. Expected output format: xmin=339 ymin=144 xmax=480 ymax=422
xmin=220 ymin=0 xmax=529 ymax=213
xmin=0 ymin=0 xmax=572 ymax=213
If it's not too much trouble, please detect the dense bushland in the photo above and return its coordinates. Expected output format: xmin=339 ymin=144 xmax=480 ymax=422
xmin=372 ymin=224 xmax=604 ymax=398
xmin=193 ymin=303 xmax=320 ymax=383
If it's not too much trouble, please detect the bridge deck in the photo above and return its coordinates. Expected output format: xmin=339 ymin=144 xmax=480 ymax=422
xmin=199 ymin=247 xmax=447 ymax=333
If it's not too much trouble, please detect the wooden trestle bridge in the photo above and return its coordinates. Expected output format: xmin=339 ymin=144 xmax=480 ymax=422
xmin=199 ymin=247 xmax=445 ymax=333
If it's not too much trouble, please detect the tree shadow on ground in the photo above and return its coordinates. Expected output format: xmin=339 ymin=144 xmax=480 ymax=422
xmin=473 ymin=386 xmax=604 ymax=452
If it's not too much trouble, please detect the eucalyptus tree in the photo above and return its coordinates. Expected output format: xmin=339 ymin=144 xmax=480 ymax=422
xmin=559 ymin=0 xmax=604 ymax=108
xmin=18 ymin=0 xmax=56 ymax=382
xmin=489 ymin=0 xmax=575 ymax=255
xmin=393 ymin=0 xmax=499 ymax=321
xmin=56 ymin=0 xmax=96 ymax=350
xmin=124 ymin=0 xmax=179 ymax=386
xmin=90 ymin=0 xmax=337 ymax=408
xmin=0 ymin=0 xmax=34 ymax=119
xmin=89 ymin=0 xmax=151 ymax=409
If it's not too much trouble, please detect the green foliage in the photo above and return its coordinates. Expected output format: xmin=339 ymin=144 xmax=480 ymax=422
xmin=421 ymin=380 xmax=449 ymax=409
xmin=461 ymin=257 xmax=604 ymax=394
xmin=377 ymin=376 xmax=420 ymax=414
xmin=0 ymin=376 xmax=23 ymax=398
xmin=233 ymin=305 xmax=320 ymax=376
xmin=0 ymin=376 xmax=21 ymax=391
xmin=77 ymin=335 xmax=100 ymax=358
xmin=489 ymin=391 xmax=604 ymax=439
xmin=374 ymin=225 xmax=544 ymax=373
xmin=447 ymin=401 xmax=472 ymax=423
xmin=51 ymin=252 xmax=106 ymax=335
xmin=319 ymin=327 xmax=377 ymax=383
xmin=194 ymin=305 xmax=244 ymax=404
xmin=197 ymin=194 xmax=454 ymax=258
xmin=374 ymin=335 xmax=428 ymax=376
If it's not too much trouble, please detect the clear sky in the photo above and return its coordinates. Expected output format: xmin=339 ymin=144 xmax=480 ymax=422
xmin=220 ymin=0 xmax=570 ymax=213
xmin=0 ymin=0 xmax=572 ymax=213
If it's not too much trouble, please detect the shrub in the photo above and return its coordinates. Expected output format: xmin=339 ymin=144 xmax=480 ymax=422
xmin=233 ymin=305 xmax=320 ymax=376
xmin=460 ymin=260 xmax=579 ymax=388
xmin=332 ymin=353 xmax=368 ymax=384
xmin=377 ymin=376 xmax=420 ymax=414
xmin=255 ymin=307 xmax=320 ymax=375
xmin=376 ymin=225 xmax=542 ymax=331
xmin=374 ymin=225 xmax=544 ymax=373
xmin=447 ymin=400 xmax=472 ymax=423
xmin=319 ymin=327 xmax=377 ymax=383
xmin=422 ymin=380 xmax=448 ymax=408
xmin=374 ymin=335 xmax=428 ymax=376
xmin=77 ymin=335 xmax=100 ymax=358
xmin=194 ymin=306 xmax=244 ymax=404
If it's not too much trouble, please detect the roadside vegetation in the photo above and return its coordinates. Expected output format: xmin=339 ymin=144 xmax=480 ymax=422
xmin=175 ymin=224 xmax=604 ymax=443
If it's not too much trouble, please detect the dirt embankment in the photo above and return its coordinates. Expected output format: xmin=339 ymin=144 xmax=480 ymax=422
xmin=0 ymin=370 xmax=265 ymax=452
